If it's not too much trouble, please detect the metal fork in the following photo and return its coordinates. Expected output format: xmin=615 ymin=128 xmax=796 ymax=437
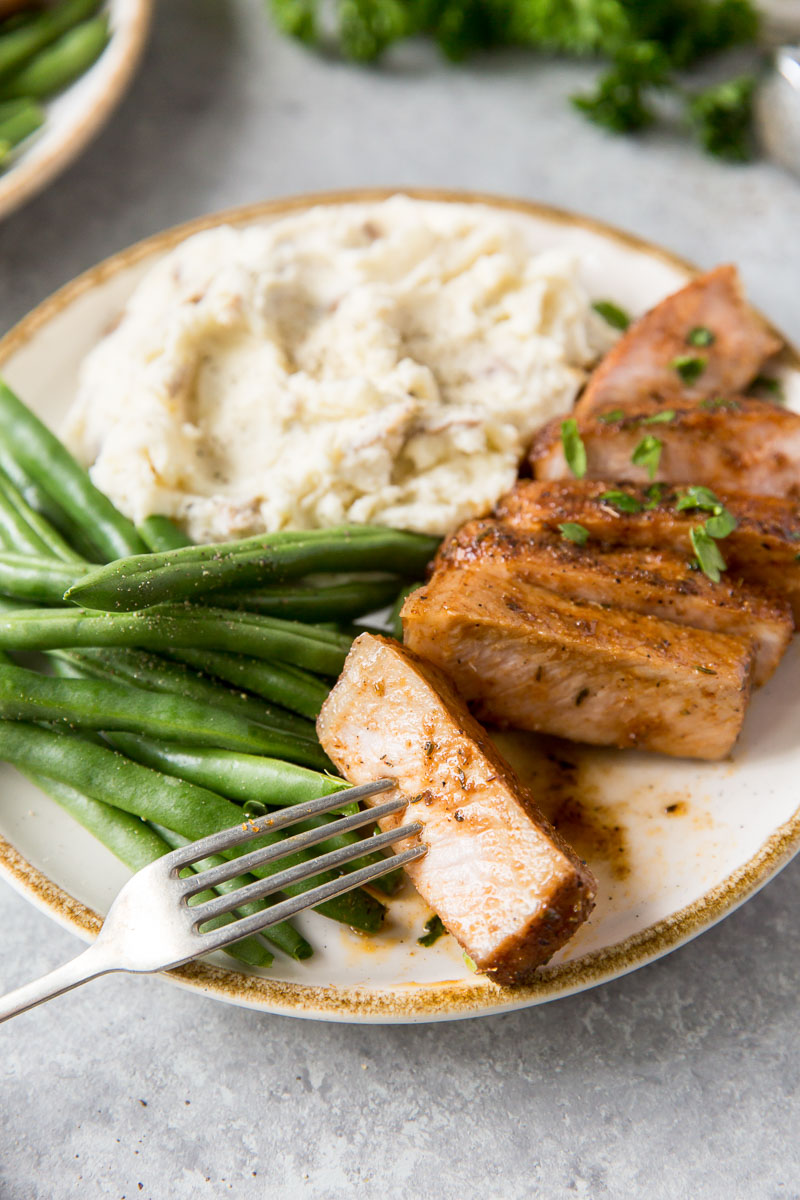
xmin=0 ymin=779 xmax=425 ymax=1023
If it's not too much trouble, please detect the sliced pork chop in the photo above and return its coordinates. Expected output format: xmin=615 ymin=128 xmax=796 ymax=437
xmin=576 ymin=265 xmax=781 ymax=419
xmin=438 ymin=520 xmax=791 ymax=687
xmin=495 ymin=480 xmax=800 ymax=624
xmin=530 ymin=398 xmax=800 ymax=498
xmin=317 ymin=633 xmax=596 ymax=984
xmin=402 ymin=563 xmax=754 ymax=761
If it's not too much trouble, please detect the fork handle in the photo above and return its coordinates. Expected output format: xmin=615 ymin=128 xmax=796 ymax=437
xmin=0 ymin=942 xmax=117 ymax=1024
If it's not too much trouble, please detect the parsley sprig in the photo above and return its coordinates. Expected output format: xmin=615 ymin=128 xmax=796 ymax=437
xmin=561 ymin=418 xmax=587 ymax=479
xmin=676 ymin=486 xmax=738 ymax=580
xmin=631 ymin=434 xmax=662 ymax=480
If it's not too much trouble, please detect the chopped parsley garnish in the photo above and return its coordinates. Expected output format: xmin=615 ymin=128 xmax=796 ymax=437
xmin=592 ymin=300 xmax=630 ymax=331
xmin=558 ymin=522 xmax=590 ymax=546
xmin=598 ymin=408 xmax=625 ymax=424
xmin=631 ymin=435 xmax=662 ymax=480
xmin=690 ymin=525 xmax=727 ymax=583
xmin=675 ymin=485 xmax=722 ymax=513
xmin=561 ymin=418 xmax=587 ymax=479
xmin=705 ymin=508 xmax=738 ymax=539
xmin=751 ymin=374 xmax=784 ymax=401
xmin=639 ymin=409 xmax=676 ymax=425
xmin=599 ymin=490 xmax=643 ymax=513
xmin=644 ymin=483 xmax=665 ymax=509
xmin=670 ymin=354 xmax=707 ymax=384
xmin=687 ymin=326 xmax=715 ymax=347
xmin=418 ymin=915 xmax=447 ymax=947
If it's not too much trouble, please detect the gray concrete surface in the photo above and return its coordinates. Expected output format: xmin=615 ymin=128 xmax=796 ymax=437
xmin=1 ymin=2 xmax=799 ymax=1197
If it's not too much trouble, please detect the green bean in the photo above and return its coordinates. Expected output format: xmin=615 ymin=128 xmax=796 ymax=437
xmin=51 ymin=647 xmax=318 ymax=742
xmin=0 ymin=15 xmax=108 ymax=99
xmin=0 ymin=0 xmax=100 ymax=78
xmin=0 ymin=723 xmax=385 ymax=933
xmin=109 ymin=734 xmax=404 ymax=896
xmin=0 ymin=466 xmax=68 ymax=557
xmin=16 ymin=771 xmax=273 ymax=970
xmin=65 ymin=525 xmax=442 ymax=611
xmin=209 ymin=576 xmax=403 ymax=623
xmin=0 ymin=659 xmax=324 ymax=762
xmin=0 ymin=446 xmax=98 ymax=560
xmin=151 ymin=824 xmax=310 ymax=963
xmin=0 ymin=97 xmax=42 ymax=159
xmin=0 ymin=604 xmax=351 ymax=674
xmin=107 ymin=735 xmax=349 ymax=807
xmin=389 ymin=581 xmax=422 ymax=640
xmin=169 ymin=648 xmax=331 ymax=721
xmin=0 ymin=552 xmax=90 ymax=602
xmin=137 ymin=515 xmax=192 ymax=553
xmin=0 ymin=379 xmax=147 ymax=560
xmin=0 ymin=467 xmax=83 ymax=561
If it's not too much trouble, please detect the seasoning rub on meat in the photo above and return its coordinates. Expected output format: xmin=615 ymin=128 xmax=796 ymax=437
xmin=402 ymin=563 xmax=754 ymax=760
xmin=317 ymin=633 xmax=597 ymax=984
xmin=496 ymin=481 xmax=800 ymax=625
xmin=438 ymin=520 xmax=792 ymax=687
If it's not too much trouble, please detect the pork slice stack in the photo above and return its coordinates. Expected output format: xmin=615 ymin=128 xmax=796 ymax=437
xmin=402 ymin=267 xmax=798 ymax=761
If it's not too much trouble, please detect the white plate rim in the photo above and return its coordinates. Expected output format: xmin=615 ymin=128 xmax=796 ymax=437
xmin=0 ymin=0 xmax=153 ymax=222
xmin=1 ymin=186 xmax=798 ymax=1024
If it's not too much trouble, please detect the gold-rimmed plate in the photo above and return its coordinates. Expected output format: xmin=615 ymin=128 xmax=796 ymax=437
xmin=1 ymin=188 xmax=799 ymax=1023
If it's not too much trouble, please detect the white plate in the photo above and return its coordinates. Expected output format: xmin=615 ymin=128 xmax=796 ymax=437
xmin=0 ymin=0 xmax=152 ymax=222
xmin=1 ymin=189 xmax=799 ymax=1024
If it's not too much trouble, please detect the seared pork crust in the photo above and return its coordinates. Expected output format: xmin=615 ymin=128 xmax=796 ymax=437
xmin=494 ymin=480 xmax=800 ymax=623
xmin=576 ymin=265 xmax=781 ymax=419
xmin=402 ymin=565 xmax=754 ymax=760
xmin=317 ymin=634 xmax=596 ymax=984
xmin=530 ymin=397 xmax=800 ymax=498
xmin=437 ymin=520 xmax=791 ymax=687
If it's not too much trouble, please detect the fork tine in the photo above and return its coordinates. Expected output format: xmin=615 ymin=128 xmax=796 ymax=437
xmin=188 ymin=821 xmax=424 ymax=924
xmin=179 ymin=794 xmax=411 ymax=897
xmin=194 ymin=843 xmax=428 ymax=955
xmin=163 ymin=778 xmax=396 ymax=871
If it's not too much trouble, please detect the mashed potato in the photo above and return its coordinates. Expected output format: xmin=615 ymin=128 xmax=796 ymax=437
xmin=65 ymin=196 xmax=615 ymax=542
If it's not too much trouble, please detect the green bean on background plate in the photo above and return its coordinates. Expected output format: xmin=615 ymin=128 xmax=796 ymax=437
xmin=0 ymin=96 xmax=42 ymax=162
xmin=0 ymin=14 xmax=108 ymax=100
xmin=0 ymin=659 xmax=326 ymax=764
xmin=0 ymin=605 xmax=352 ymax=674
xmin=65 ymin=524 xmax=442 ymax=611
xmin=52 ymin=646 xmax=319 ymax=742
xmin=0 ymin=380 xmax=146 ymax=561
xmin=0 ymin=722 xmax=385 ymax=933
xmin=0 ymin=0 xmax=101 ymax=78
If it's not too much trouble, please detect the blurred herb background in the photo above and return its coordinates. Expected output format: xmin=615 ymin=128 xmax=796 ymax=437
xmin=266 ymin=0 xmax=764 ymax=160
